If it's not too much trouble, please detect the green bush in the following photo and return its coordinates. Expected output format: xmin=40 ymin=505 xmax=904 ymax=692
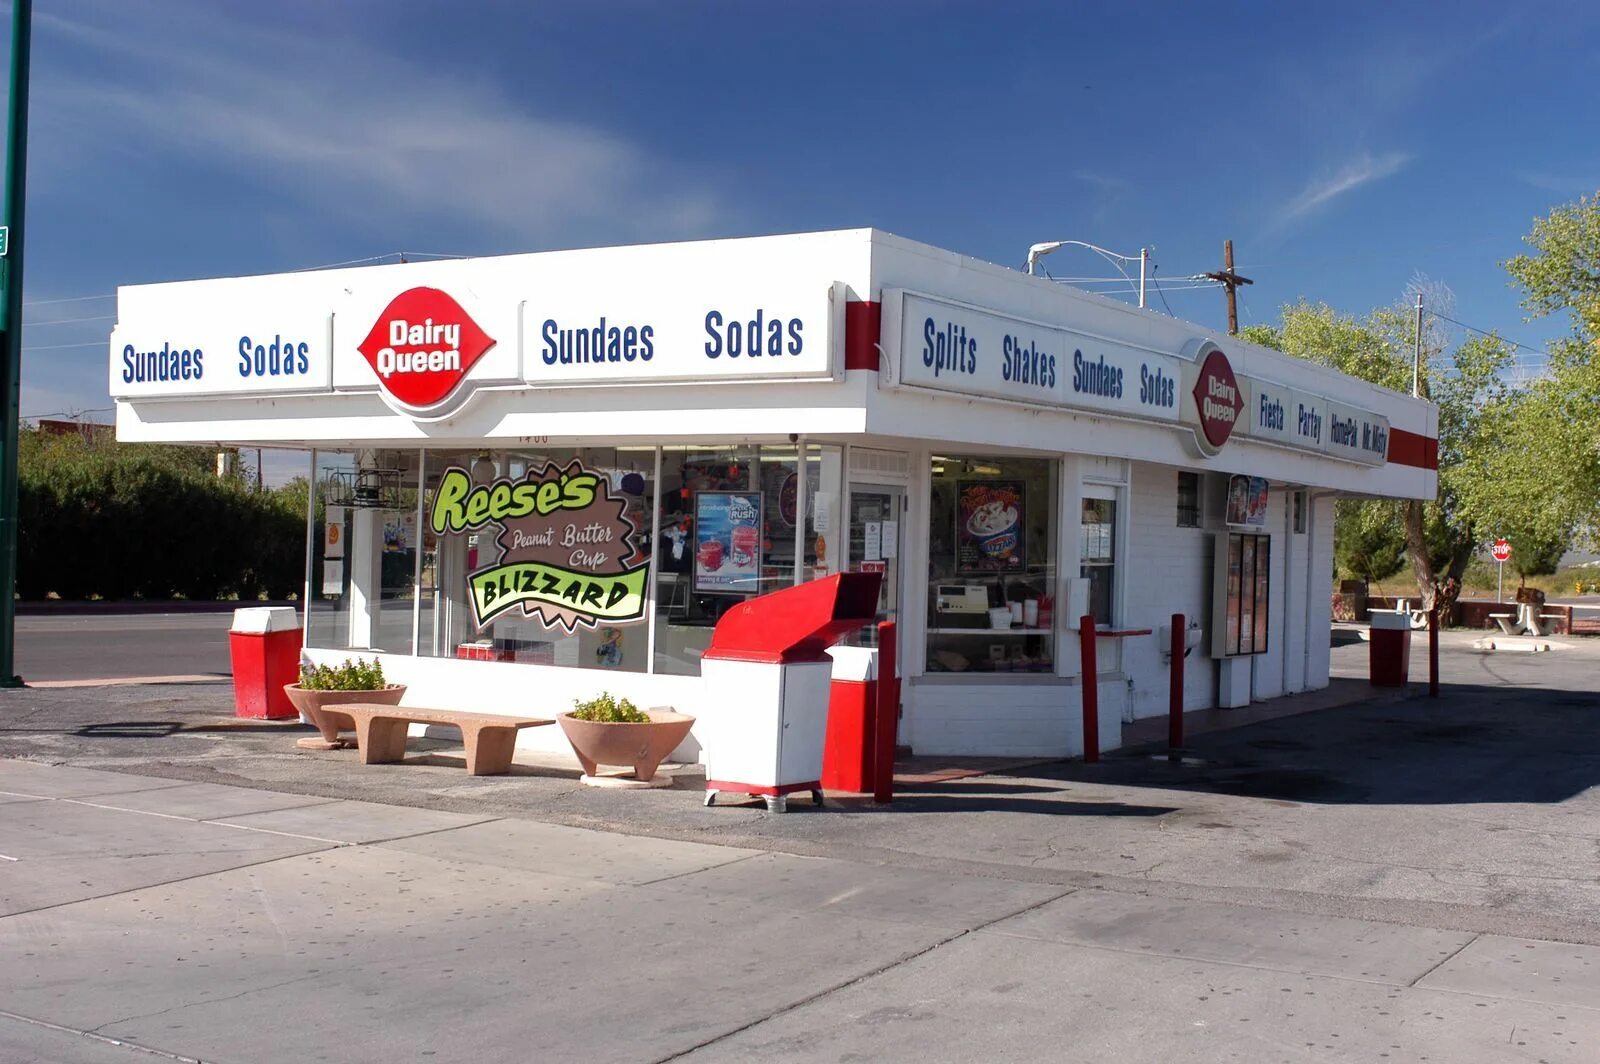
xmin=570 ymin=692 xmax=649 ymax=723
xmin=18 ymin=428 xmax=305 ymax=600
xmin=297 ymin=657 xmax=387 ymax=691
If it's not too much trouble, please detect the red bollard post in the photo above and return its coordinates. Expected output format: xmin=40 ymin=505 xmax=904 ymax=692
xmin=1428 ymin=607 xmax=1439 ymax=698
xmin=872 ymin=621 xmax=898 ymax=803
xmin=1079 ymin=614 xmax=1099 ymax=763
xmin=1168 ymin=612 xmax=1185 ymax=752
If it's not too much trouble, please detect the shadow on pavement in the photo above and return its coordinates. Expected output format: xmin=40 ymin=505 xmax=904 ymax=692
xmin=1009 ymin=681 xmax=1600 ymax=806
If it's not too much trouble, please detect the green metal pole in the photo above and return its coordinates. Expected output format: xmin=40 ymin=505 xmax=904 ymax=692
xmin=0 ymin=0 xmax=31 ymax=686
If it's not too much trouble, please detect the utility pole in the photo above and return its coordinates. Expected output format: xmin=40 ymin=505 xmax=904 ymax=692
xmin=1138 ymin=247 xmax=1148 ymax=309
xmin=0 ymin=0 xmax=32 ymax=687
xmin=1412 ymin=293 xmax=1424 ymax=398
xmin=1202 ymin=239 xmax=1253 ymax=335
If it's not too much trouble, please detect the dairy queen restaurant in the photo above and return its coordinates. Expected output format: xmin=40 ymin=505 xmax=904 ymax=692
xmin=110 ymin=229 xmax=1437 ymax=763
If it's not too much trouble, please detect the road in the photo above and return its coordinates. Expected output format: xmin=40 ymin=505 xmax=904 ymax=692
xmin=15 ymin=610 xmax=236 ymax=681
xmin=0 ymin=633 xmax=1597 ymax=1061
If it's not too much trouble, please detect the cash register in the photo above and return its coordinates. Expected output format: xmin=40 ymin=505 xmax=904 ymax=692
xmin=934 ymin=583 xmax=995 ymax=628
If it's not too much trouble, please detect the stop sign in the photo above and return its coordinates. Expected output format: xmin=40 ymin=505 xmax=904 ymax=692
xmin=1492 ymin=539 xmax=1512 ymax=562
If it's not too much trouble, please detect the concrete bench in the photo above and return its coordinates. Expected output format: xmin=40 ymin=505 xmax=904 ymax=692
xmin=336 ymin=704 xmax=555 ymax=776
xmin=1488 ymin=612 xmax=1517 ymax=634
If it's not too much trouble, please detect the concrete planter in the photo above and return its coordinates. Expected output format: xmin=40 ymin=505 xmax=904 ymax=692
xmin=557 ymin=709 xmax=694 ymax=782
xmin=283 ymin=684 xmax=406 ymax=746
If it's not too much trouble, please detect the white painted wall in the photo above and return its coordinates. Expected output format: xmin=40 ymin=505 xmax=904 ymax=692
xmin=903 ymin=678 xmax=1124 ymax=759
xmin=1119 ymin=462 xmax=1215 ymax=720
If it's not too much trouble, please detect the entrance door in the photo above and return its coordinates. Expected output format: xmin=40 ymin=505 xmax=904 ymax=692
xmin=845 ymin=484 xmax=904 ymax=645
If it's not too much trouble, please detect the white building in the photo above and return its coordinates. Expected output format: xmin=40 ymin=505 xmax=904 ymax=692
xmin=111 ymin=229 xmax=1436 ymax=760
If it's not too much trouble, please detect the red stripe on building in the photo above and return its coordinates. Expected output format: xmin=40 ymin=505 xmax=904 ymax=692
xmin=845 ymin=300 xmax=882 ymax=371
xmin=1387 ymin=427 xmax=1438 ymax=470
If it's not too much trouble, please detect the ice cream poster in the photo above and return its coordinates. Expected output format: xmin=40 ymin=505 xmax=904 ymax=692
xmin=1225 ymin=474 xmax=1269 ymax=528
xmin=956 ymin=480 xmax=1026 ymax=573
xmin=694 ymin=492 xmax=763 ymax=593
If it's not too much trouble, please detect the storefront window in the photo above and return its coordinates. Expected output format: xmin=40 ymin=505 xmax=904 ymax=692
xmin=416 ymin=446 xmax=657 ymax=673
xmin=652 ymin=443 xmax=824 ymax=675
xmin=1080 ymin=495 xmax=1117 ymax=625
xmin=306 ymin=442 xmax=837 ymax=677
xmin=306 ymin=450 xmax=418 ymax=656
xmin=926 ymin=455 xmax=1057 ymax=674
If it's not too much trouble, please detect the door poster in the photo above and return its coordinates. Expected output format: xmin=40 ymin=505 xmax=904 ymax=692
xmin=694 ymin=491 xmax=763 ymax=594
xmin=956 ymin=480 xmax=1026 ymax=573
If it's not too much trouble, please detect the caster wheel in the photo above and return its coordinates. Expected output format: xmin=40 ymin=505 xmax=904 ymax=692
xmin=704 ymin=790 xmax=718 ymax=807
xmin=763 ymin=795 xmax=788 ymax=813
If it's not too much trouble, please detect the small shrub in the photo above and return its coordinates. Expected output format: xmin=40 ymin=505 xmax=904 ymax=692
xmin=298 ymin=657 xmax=387 ymax=691
xmin=571 ymin=692 xmax=649 ymax=723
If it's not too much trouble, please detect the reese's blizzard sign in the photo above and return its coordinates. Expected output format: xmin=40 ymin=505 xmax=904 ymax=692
xmin=430 ymin=461 xmax=648 ymax=632
xmin=357 ymin=287 xmax=497 ymax=414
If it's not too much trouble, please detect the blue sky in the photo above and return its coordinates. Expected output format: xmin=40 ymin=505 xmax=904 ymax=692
xmin=14 ymin=0 xmax=1598 ymax=423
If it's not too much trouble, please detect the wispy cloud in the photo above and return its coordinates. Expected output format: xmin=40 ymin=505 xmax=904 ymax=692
xmin=33 ymin=4 xmax=722 ymax=245
xmin=1514 ymin=170 xmax=1598 ymax=196
xmin=1275 ymin=152 xmax=1412 ymax=227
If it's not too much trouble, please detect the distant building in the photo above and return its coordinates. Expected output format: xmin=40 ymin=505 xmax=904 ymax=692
xmin=34 ymin=418 xmax=114 ymax=442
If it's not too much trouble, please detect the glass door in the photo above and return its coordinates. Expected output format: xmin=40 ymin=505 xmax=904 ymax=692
xmin=845 ymin=484 xmax=903 ymax=645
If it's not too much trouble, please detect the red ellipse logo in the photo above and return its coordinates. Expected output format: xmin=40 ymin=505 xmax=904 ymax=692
xmin=1192 ymin=347 xmax=1243 ymax=454
xmin=357 ymin=287 xmax=496 ymax=412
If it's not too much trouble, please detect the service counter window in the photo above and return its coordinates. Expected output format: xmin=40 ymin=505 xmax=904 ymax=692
xmin=925 ymin=455 xmax=1057 ymax=674
xmin=1080 ymin=493 xmax=1118 ymax=625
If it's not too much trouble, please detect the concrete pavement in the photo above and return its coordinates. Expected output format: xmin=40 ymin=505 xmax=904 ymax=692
xmin=3 ymin=760 xmax=1599 ymax=1062
xmin=1 ymin=633 xmax=1598 ymax=1060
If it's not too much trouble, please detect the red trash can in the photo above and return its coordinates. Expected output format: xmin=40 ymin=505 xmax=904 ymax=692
xmin=229 ymin=607 xmax=303 ymax=719
xmin=1368 ymin=611 xmax=1411 ymax=687
xmin=821 ymin=646 xmax=877 ymax=794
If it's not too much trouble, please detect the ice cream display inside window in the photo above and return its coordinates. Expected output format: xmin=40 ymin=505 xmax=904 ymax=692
xmin=925 ymin=455 xmax=1057 ymax=673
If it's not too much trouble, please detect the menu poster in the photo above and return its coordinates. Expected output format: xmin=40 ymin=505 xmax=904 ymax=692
xmin=1238 ymin=536 xmax=1257 ymax=654
xmin=1215 ymin=532 xmax=1272 ymax=657
xmin=1225 ymin=475 xmax=1270 ymax=528
xmin=1224 ymin=534 xmax=1242 ymax=654
xmin=1252 ymin=535 xmax=1272 ymax=653
xmin=956 ymin=480 xmax=1027 ymax=573
xmin=694 ymin=492 xmax=763 ymax=594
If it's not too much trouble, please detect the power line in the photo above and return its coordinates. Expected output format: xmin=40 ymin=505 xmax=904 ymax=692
xmin=20 ymin=340 xmax=106 ymax=352
xmin=25 ymin=314 xmax=114 ymax=327
xmin=1430 ymin=311 xmax=1567 ymax=364
xmin=1148 ymin=263 xmax=1176 ymax=317
xmin=21 ymin=293 xmax=113 ymax=307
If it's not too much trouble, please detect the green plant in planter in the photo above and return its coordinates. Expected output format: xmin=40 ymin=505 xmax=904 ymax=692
xmin=298 ymin=657 xmax=387 ymax=691
xmin=571 ymin=692 xmax=649 ymax=723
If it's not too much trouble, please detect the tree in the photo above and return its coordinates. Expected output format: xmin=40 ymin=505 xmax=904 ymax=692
xmin=1242 ymin=290 xmax=1493 ymax=615
xmin=1330 ymin=498 xmax=1407 ymax=584
xmin=1496 ymin=192 xmax=1600 ymax=551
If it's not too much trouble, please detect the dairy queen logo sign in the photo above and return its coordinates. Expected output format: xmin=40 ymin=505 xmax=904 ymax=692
xmin=357 ymin=287 xmax=496 ymax=415
xmin=1189 ymin=342 xmax=1243 ymax=457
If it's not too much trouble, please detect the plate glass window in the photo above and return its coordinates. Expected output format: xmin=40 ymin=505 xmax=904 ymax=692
xmin=926 ymin=455 xmax=1057 ymax=674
